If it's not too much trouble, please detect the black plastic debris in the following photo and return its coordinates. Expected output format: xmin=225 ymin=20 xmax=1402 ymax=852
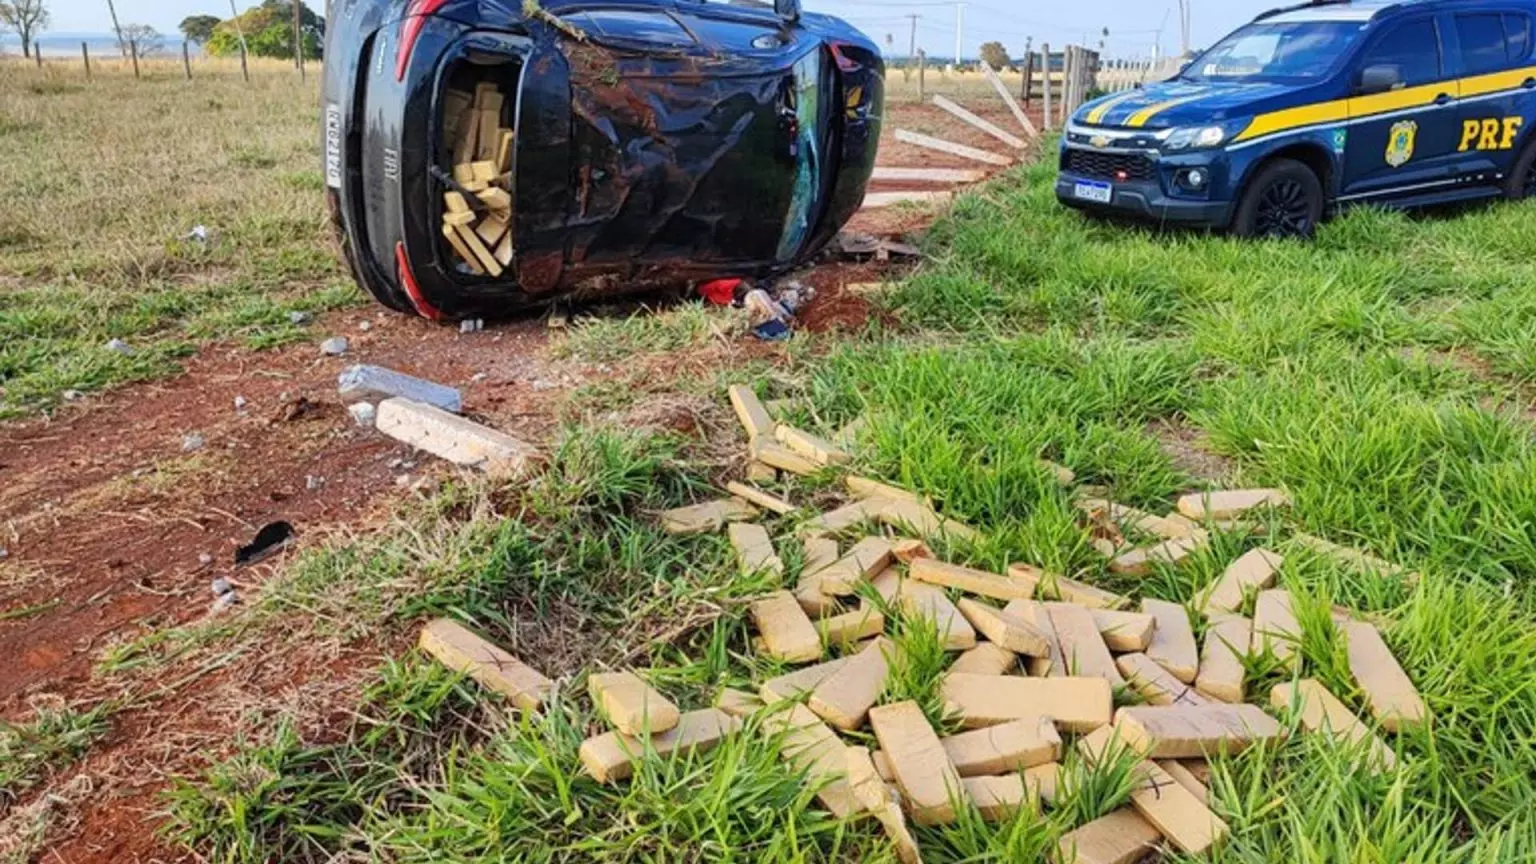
xmin=235 ymin=521 xmax=296 ymax=568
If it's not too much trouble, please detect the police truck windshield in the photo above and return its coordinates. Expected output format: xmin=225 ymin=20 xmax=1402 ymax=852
xmin=1181 ymin=20 xmax=1368 ymax=83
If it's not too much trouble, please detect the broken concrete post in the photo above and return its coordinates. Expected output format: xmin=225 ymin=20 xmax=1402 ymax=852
xmin=949 ymin=641 xmax=1019 ymax=675
xmin=375 ymin=398 xmax=539 ymax=479
xmin=659 ymin=498 xmax=758 ymax=536
xmin=1077 ymin=727 xmax=1230 ymax=855
xmin=728 ymin=522 xmax=784 ymax=577
xmin=1046 ymin=603 xmax=1125 ymax=686
xmin=809 ymin=637 xmax=896 ymax=731
xmin=819 ymin=537 xmax=895 ymax=595
xmin=942 ymin=716 xmax=1062 ymax=775
xmin=1089 ymin=608 xmax=1156 ymax=652
xmin=1115 ymin=653 xmax=1211 ymax=707
xmin=1056 ymin=807 xmax=1161 ymax=864
xmin=1251 ymin=588 xmax=1301 ymax=671
xmin=957 ymin=598 xmax=1050 ymax=656
xmin=1176 ymin=488 xmax=1289 ymax=521
xmin=338 ymin=364 xmax=463 ymax=413
xmin=901 ymin=582 xmax=977 ymax=650
xmin=1004 ymin=598 xmax=1067 ymax=676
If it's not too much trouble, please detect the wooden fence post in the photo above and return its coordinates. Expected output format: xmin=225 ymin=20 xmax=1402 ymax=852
xmin=1022 ymin=51 xmax=1035 ymax=104
xmin=130 ymin=40 xmax=140 ymax=79
xmin=918 ymin=49 xmax=926 ymax=103
xmin=82 ymin=42 xmax=91 ymax=80
xmin=239 ymin=43 xmax=250 ymax=83
xmin=293 ymin=0 xmax=306 ymax=82
xmin=34 ymin=47 xmax=43 ymax=69
xmin=1042 ymin=43 xmax=1052 ymax=131
xmin=183 ymin=40 xmax=192 ymax=79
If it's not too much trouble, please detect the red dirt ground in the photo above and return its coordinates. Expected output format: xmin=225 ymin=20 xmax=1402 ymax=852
xmin=0 ymin=95 xmax=1042 ymax=863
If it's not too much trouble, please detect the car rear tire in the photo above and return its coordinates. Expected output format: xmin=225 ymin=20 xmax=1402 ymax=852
xmin=1502 ymin=138 xmax=1536 ymax=200
xmin=1231 ymin=158 xmax=1324 ymax=240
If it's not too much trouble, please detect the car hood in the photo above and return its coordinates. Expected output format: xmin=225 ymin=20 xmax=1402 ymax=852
xmin=1074 ymin=80 xmax=1299 ymax=129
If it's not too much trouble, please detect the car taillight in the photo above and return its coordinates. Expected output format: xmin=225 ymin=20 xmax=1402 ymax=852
xmin=396 ymin=0 xmax=450 ymax=81
xmin=396 ymin=242 xmax=442 ymax=320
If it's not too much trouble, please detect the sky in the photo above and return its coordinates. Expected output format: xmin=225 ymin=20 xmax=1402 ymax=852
xmin=25 ymin=0 xmax=1280 ymax=58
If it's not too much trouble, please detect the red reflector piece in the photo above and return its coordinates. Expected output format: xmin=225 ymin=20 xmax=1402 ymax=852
xmin=396 ymin=242 xmax=442 ymax=321
xmin=396 ymin=0 xmax=451 ymax=81
xmin=1114 ymin=170 xmax=1129 ymax=181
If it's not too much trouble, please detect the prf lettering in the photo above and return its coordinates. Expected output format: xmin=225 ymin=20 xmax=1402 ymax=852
xmin=1459 ymin=116 xmax=1523 ymax=152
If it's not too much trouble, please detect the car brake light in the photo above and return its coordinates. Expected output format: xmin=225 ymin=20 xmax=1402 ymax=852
xmin=396 ymin=0 xmax=451 ymax=82
xmin=396 ymin=242 xmax=443 ymax=320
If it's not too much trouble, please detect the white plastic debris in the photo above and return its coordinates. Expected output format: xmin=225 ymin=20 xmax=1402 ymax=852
xmin=62 ymin=390 xmax=84 ymax=401
xmin=182 ymin=433 xmax=206 ymax=453
xmin=234 ymin=395 xmax=249 ymax=411
xmin=288 ymin=311 xmax=312 ymax=325
xmin=460 ymin=319 xmax=484 ymax=334
xmin=306 ymin=475 xmax=325 ymax=491
xmin=105 ymin=338 xmax=134 ymax=356
xmin=184 ymin=225 xmax=212 ymax=245
xmin=198 ymin=552 xmax=214 ymax=566
xmin=211 ymin=577 xmax=234 ymax=597
xmin=348 ymin=402 xmax=377 ymax=428
xmin=212 ymin=590 xmax=240 ymax=613
xmin=320 ymin=337 xmax=350 ymax=356
xmin=358 ymin=320 xmax=373 ymax=332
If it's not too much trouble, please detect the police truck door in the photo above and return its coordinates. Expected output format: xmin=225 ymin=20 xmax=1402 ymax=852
xmin=1450 ymin=10 xmax=1535 ymax=182
xmin=1343 ymin=15 xmax=1463 ymax=201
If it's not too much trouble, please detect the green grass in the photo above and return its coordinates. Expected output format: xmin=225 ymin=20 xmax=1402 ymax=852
xmin=156 ymin=152 xmax=1536 ymax=861
xmin=0 ymin=61 xmax=360 ymax=418
xmin=0 ymin=701 xmax=111 ymax=811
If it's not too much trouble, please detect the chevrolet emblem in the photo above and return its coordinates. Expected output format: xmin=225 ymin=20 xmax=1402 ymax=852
xmin=1089 ymin=134 xmax=1112 ymax=148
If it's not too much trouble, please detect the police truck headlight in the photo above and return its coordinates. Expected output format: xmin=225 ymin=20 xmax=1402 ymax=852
xmin=1161 ymin=123 xmax=1236 ymax=151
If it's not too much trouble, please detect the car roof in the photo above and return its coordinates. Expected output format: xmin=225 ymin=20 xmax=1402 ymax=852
xmin=1256 ymin=0 xmax=1536 ymax=26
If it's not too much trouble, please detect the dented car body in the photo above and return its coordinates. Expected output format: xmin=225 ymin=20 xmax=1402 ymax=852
xmin=323 ymin=0 xmax=884 ymax=319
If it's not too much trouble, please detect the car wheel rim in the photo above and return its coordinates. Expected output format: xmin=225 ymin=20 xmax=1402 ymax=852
xmin=1254 ymin=178 xmax=1312 ymax=238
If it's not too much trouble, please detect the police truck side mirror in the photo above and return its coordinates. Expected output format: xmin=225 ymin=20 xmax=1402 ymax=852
xmin=1357 ymin=64 xmax=1403 ymax=95
xmin=775 ymin=0 xmax=801 ymax=23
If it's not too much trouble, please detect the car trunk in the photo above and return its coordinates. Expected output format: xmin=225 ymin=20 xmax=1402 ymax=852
xmin=433 ymin=44 xmax=526 ymax=283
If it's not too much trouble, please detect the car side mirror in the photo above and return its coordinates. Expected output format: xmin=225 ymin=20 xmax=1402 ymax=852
xmin=1357 ymin=63 xmax=1402 ymax=95
xmin=775 ymin=0 xmax=801 ymax=22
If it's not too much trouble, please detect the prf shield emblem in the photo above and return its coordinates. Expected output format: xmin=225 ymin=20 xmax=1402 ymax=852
xmin=1386 ymin=120 xmax=1417 ymax=167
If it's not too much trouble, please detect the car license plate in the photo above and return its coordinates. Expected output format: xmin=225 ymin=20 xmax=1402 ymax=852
xmin=1074 ymin=180 xmax=1112 ymax=204
xmin=324 ymin=103 xmax=343 ymax=189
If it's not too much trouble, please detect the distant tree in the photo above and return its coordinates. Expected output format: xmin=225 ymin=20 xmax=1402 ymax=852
xmin=121 ymin=23 xmax=162 ymax=57
xmin=206 ymin=1 xmax=323 ymax=60
xmin=179 ymin=14 xmax=222 ymax=45
xmin=0 ymin=0 xmax=50 ymax=59
xmin=979 ymin=41 xmax=1010 ymax=72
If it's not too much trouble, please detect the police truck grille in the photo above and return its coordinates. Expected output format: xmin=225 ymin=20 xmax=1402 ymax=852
xmin=1063 ymin=148 xmax=1156 ymax=182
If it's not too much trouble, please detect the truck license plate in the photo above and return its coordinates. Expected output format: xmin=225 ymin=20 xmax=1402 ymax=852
xmin=1074 ymin=180 xmax=1112 ymax=204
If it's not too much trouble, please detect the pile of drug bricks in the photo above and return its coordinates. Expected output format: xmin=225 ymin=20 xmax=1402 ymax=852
xmin=418 ymin=384 xmax=1427 ymax=864
xmin=441 ymin=82 xmax=516 ymax=277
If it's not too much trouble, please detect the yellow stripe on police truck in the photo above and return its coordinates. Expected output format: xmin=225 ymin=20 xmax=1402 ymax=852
xmin=1085 ymin=91 xmax=1143 ymax=125
xmin=1125 ymin=94 xmax=1208 ymax=127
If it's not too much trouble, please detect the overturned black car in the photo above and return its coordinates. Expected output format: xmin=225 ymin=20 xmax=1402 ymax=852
xmin=322 ymin=0 xmax=885 ymax=320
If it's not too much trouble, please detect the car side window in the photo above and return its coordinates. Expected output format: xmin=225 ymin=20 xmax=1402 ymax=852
xmin=1358 ymin=19 xmax=1442 ymax=88
xmin=1506 ymin=13 xmax=1532 ymax=62
xmin=1457 ymin=13 xmax=1510 ymax=74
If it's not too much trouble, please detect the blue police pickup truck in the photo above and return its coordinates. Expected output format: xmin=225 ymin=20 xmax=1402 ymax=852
xmin=1057 ymin=0 xmax=1536 ymax=238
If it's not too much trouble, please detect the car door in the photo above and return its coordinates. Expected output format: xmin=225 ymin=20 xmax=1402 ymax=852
xmin=1451 ymin=10 xmax=1536 ymax=181
xmin=1342 ymin=15 xmax=1463 ymax=200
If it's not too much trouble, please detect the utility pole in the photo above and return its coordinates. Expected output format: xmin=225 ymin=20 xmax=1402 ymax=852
xmin=953 ymin=2 xmax=965 ymax=70
xmin=105 ymin=0 xmax=126 ymax=58
xmin=1178 ymin=0 xmax=1191 ymax=56
xmin=904 ymin=13 xmax=920 ymax=62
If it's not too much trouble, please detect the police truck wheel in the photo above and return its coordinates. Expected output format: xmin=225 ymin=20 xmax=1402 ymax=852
xmin=1231 ymin=159 xmax=1323 ymax=240
xmin=1502 ymin=139 xmax=1536 ymax=200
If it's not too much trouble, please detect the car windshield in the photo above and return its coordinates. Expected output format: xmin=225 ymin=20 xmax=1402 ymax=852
xmin=1181 ymin=19 xmax=1367 ymax=82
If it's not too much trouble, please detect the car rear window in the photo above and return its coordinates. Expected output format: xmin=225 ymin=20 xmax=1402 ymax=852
xmin=1457 ymin=13 xmax=1510 ymax=74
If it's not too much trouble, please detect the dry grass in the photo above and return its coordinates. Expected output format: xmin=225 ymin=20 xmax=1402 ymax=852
xmin=0 ymin=58 xmax=356 ymax=417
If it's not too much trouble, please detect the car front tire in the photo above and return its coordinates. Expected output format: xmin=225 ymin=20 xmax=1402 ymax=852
xmin=1231 ymin=158 xmax=1324 ymax=240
